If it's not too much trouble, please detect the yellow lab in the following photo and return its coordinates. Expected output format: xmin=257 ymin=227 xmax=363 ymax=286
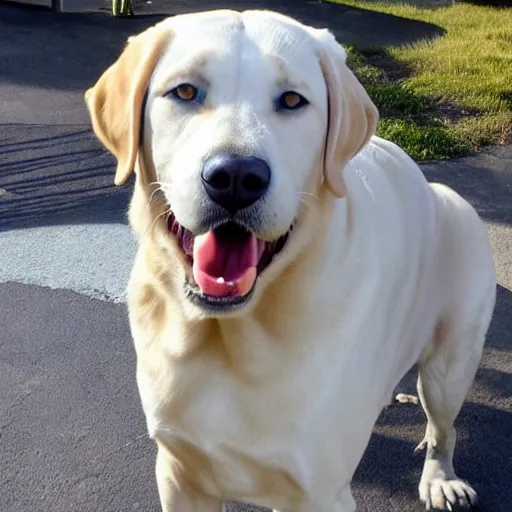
xmin=85 ymin=10 xmax=496 ymax=512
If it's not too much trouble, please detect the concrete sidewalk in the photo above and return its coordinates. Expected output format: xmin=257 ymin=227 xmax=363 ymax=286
xmin=0 ymin=3 xmax=510 ymax=512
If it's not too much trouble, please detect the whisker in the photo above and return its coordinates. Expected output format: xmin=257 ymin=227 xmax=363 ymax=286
xmin=298 ymin=197 xmax=312 ymax=211
xmin=296 ymin=191 xmax=318 ymax=213
xmin=297 ymin=192 xmax=318 ymax=200
xmin=146 ymin=206 xmax=172 ymax=237
xmin=148 ymin=186 xmax=165 ymax=206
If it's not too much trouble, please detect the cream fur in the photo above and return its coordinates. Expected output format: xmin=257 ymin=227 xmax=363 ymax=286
xmin=85 ymin=10 xmax=496 ymax=512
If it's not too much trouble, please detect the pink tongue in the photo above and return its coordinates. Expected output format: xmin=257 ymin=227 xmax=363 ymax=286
xmin=192 ymin=229 xmax=259 ymax=298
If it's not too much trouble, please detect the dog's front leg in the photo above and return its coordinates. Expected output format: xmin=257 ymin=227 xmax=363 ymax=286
xmin=155 ymin=447 xmax=223 ymax=512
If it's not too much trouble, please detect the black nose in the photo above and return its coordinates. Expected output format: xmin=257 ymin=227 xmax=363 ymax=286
xmin=201 ymin=154 xmax=271 ymax=214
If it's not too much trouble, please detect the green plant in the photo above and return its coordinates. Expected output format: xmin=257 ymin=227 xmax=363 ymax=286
xmin=112 ymin=0 xmax=134 ymax=16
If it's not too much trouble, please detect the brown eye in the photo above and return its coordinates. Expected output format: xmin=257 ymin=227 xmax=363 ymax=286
xmin=169 ymin=83 xmax=199 ymax=102
xmin=277 ymin=91 xmax=309 ymax=111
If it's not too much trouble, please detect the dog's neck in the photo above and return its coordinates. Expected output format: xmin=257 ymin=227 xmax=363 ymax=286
xmin=127 ymin=161 xmax=348 ymax=375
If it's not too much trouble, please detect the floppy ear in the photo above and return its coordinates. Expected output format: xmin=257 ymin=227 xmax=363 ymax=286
xmin=313 ymin=29 xmax=379 ymax=198
xmin=85 ymin=27 xmax=172 ymax=185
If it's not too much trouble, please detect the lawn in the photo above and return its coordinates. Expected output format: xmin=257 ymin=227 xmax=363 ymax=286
xmin=330 ymin=1 xmax=512 ymax=161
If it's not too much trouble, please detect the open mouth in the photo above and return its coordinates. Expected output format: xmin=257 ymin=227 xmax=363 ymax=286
xmin=168 ymin=213 xmax=291 ymax=310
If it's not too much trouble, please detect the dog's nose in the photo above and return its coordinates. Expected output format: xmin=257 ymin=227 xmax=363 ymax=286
xmin=201 ymin=155 xmax=271 ymax=214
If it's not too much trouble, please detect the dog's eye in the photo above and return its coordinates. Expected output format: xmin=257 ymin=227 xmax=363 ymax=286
xmin=276 ymin=91 xmax=309 ymax=111
xmin=168 ymin=83 xmax=203 ymax=103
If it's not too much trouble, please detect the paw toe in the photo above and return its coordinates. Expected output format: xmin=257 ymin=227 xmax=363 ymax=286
xmin=421 ymin=478 xmax=479 ymax=511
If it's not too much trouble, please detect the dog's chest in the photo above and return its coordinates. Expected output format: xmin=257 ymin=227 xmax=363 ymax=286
xmin=137 ymin=324 xmax=394 ymax=501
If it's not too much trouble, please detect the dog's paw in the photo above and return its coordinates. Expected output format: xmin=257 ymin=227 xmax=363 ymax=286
xmin=394 ymin=393 xmax=419 ymax=405
xmin=419 ymin=477 xmax=479 ymax=511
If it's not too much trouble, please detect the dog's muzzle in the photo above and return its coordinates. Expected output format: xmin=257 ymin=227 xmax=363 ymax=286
xmin=201 ymin=154 xmax=271 ymax=215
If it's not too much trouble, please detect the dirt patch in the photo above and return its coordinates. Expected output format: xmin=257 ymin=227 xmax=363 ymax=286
xmin=433 ymin=102 xmax=482 ymax=124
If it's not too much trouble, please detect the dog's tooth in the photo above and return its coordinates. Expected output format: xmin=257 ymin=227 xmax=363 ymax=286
xmin=216 ymin=277 xmax=225 ymax=284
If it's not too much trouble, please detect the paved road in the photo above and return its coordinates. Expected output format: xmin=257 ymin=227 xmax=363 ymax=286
xmin=0 ymin=3 xmax=510 ymax=512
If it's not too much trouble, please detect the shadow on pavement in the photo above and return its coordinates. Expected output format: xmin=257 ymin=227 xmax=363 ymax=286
xmin=354 ymin=400 xmax=512 ymax=512
xmin=487 ymin=284 xmax=512 ymax=353
xmin=0 ymin=125 xmax=131 ymax=231
xmin=422 ymin=146 xmax=512 ymax=226
xmin=2 ymin=124 xmax=512 ymax=232
xmin=0 ymin=0 xmax=445 ymax=219
xmin=0 ymin=2 xmax=444 ymax=94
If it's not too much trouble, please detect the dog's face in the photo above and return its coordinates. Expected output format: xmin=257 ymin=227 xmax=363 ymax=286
xmin=147 ymin=11 xmax=325 ymax=242
xmin=85 ymin=10 xmax=378 ymax=318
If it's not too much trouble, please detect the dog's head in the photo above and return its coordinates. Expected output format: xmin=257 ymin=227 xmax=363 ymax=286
xmin=85 ymin=10 xmax=378 ymax=318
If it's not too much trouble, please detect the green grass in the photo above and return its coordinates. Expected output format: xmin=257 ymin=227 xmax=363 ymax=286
xmin=377 ymin=119 xmax=471 ymax=160
xmin=332 ymin=1 xmax=512 ymax=160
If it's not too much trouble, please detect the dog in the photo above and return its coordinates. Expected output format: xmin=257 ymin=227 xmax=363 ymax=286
xmin=85 ymin=10 xmax=496 ymax=512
